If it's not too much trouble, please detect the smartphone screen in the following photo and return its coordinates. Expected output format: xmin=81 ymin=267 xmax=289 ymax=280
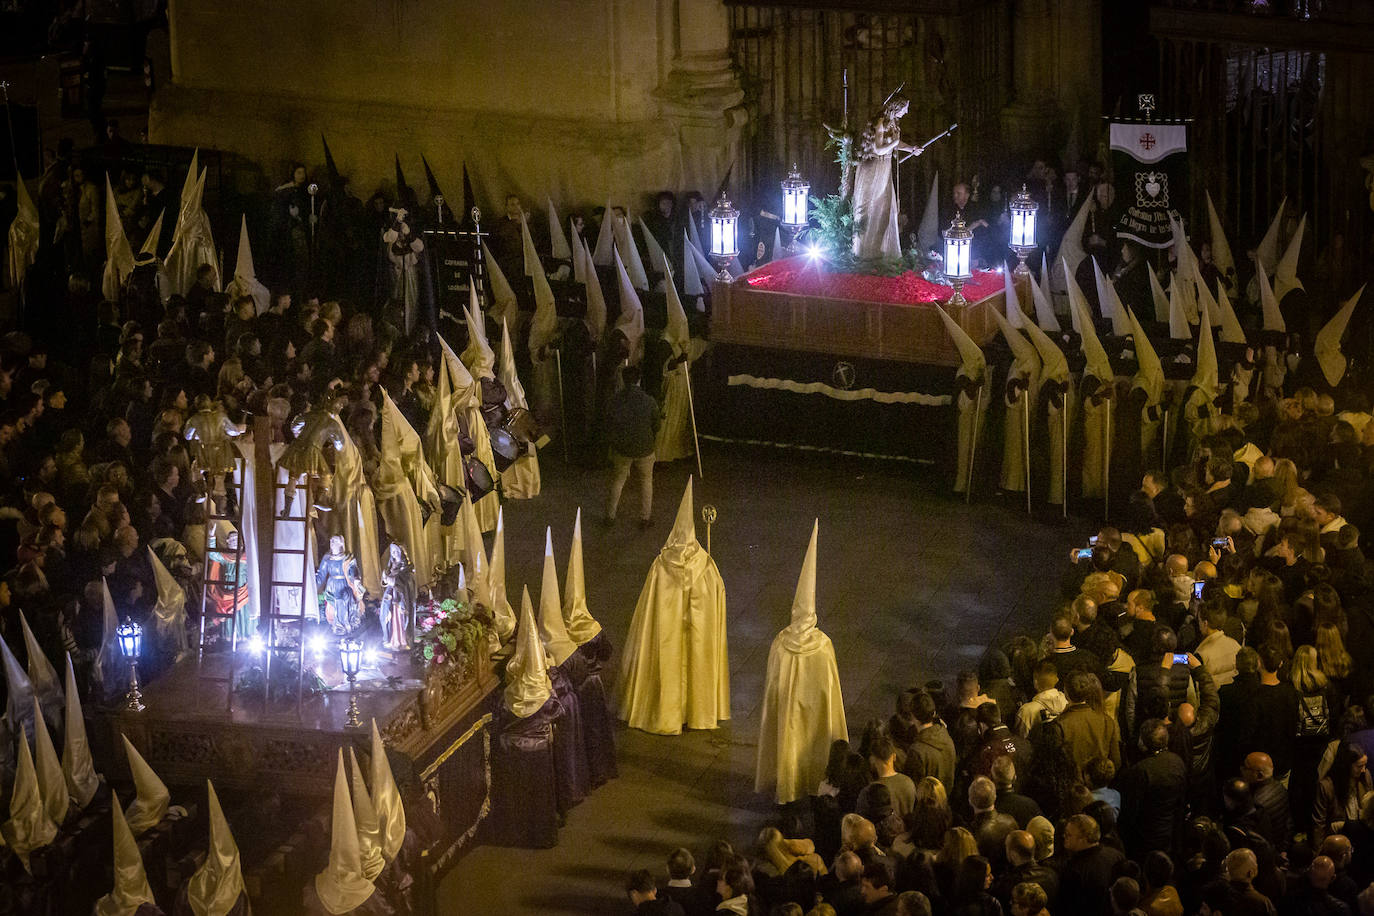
xmin=1193 ymin=581 xmax=1205 ymax=599
xmin=1075 ymin=548 xmax=1093 ymax=560
xmin=1173 ymin=653 xmax=1189 ymax=665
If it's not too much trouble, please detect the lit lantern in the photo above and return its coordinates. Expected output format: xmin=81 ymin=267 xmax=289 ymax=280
xmin=1008 ymin=184 xmax=1039 ymax=277
xmin=780 ymin=164 xmax=811 ymax=229
xmin=709 ymin=194 xmax=739 ymax=279
xmin=339 ymin=635 xmax=364 ymax=727
xmin=943 ymin=212 xmax=974 ymax=307
xmin=116 ymin=620 xmax=146 ymax=712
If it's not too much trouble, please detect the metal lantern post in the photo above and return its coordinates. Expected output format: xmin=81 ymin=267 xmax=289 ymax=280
xmin=780 ymin=164 xmax=811 ymax=249
xmin=708 ymin=195 xmax=739 ymax=281
xmin=339 ymin=636 xmax=364 ymax=728
xmin=1008 ymin=185 xmax=1039 ymax=278
xmin=117 ymin=620 xmax=146 ymax=712
xmin=943 ymin=213 xmax=974 ymax=307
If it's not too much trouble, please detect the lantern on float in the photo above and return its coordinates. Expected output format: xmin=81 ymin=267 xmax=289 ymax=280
xmin=1008 ymin=184 xmax=1039 ymax=277
xmin=943 ymin=213 xmax=974 ymax=307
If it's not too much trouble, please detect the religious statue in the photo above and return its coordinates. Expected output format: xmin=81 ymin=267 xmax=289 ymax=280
xmin=382 ymin=207 xmax=425 ymax=334
xmin=317 ymin=535 xmax=365 ymax=634
xmin=183 ymin=395 xmax=245 ymax=480
xmin=827 ymin=92 xmax=924 ymax=261
xmin=379 ymin=543 xmax=417 ymax=652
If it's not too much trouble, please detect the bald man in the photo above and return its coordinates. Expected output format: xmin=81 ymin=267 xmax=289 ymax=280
xmin=1241 ymin=752 xmax=1290 ymax=854
xmin=1213 ymin=848 xmax=1276 ymax=915
xmin=992 ymin=830 xmax=1059 ymax=912
xmin=1317 ymin=836 xmax=1360 ymax=910
xmin=1285 ymin=855 xmax=1348 ymax=915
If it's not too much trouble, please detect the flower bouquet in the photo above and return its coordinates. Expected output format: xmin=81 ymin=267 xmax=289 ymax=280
xmin=412 ymin=596 xmax=491 ymax=682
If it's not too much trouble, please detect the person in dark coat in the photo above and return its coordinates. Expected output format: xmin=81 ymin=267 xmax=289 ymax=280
xmin=1057 ymin=814 xmax=1126 ymax=916
xmin=626 ymin=869 xmax=686 ymax=916
xmin=1117 ymin=719 xmax=1188 ymax=858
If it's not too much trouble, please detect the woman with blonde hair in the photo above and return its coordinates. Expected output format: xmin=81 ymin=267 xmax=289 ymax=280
xmin=1273 ymin=458 xmax=1301 ymax=516
xmin=1316 ymin=623 xmax=1353 ymax=685
xmin=893 ymin=777 xmax=952 ymax=857
xmin=933 ymin=827 xmax=977 ymax=900
xmin=1291 ymin=644 xmax=1334 ymax=837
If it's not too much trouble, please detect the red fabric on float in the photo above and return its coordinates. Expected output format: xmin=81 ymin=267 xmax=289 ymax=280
xmin=743 ymin=256 xmax=1004 ymax=306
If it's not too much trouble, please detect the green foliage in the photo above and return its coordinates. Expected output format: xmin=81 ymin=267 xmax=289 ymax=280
xmin=413 ymin=596 xmax=491 ymax=679
xmin=809 ymin=193 xmax=854 ymax=263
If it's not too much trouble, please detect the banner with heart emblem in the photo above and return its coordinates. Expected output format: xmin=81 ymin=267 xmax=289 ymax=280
xmin=1110 ymin=120 xmax=1188 ymax=249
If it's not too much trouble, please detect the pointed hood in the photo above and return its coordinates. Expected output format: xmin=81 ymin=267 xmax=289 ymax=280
xmin=315 ymin=750 xmax=376 ymax=913
xmin=1191 ymin=295 xmax=1219 ymax=396
xmin=505 ymin=586 xmax=553 ymax=717
xmin=121 ymin=733 xmax=170 ymax=836
xmin=439 ymin=334 xmax=478 ymax=406
xmin=520 ymin=206 xmax=540 ymax=278
xmin=592 ymin=199 xmax=616 ymax=266
xmin=1273 ymin=213 xmax=1306 ymax=303
xmin=562 ymin=508 xmax=600 ymax=644
xmin=480 ymin=240 xmax=519 ymax=327
xmin=1314 ymin=285 xmax=1364 ymax=388
xmin=1205 ymin=190 xmax=1235 ymax=282
xmin=1168 ymin=273 xmax=1192 ymax=340
xmin=32 ymin=697 xmax=69 ymax=827
xmin=1003 ymin=262 xmax=1026 ymax=328
xmin=488 ymin=506 xmax=515 ymax=641
xmin=458 ymin=491 xmax=491 ymax=607
xmin=62 ymin=654 xmax=101 ymax=808
xmin=991 ymin=295 xmax=1040 ymax=377
xmin=1071 ymin=289 xmax=1114 ymax=384
xmin=1 ymin=733 xmax=56 ymax=870
xmin=6 ymin=165 xmax=40 ymax=290
xmin=538 ymin=528 xmax=577 ymax=666
xmin=665 ymin=476 xmax=698 ymax=552
xmin=186 ymin=781 xmax=245 ymax=916
xmin=579 ymin=232 xmax=607 ymax=340
xmin=497 ymin=316 xmax=529 ymax=411
xmin=461 ymin=285 xmax=496 ymax=378
xmin=687 ymin=228 xmax=718 ymax=290
xmin=321 ymin=134 xmax=342 ymax=189
xmin=779 ymin=519 xmax=829 ymax=655
xmin=179 ymin=149 xmax=201 ymax=217
xmin=1127 ymin=306 xmax=1164 ymax=403
xmin=1170 ymin=213 xmax=1197 ymax=282
xmin=228 ymin=215 xmax=270 ymax=315
xmin=1020 ymin=302 xmax=1071 ymax=384
xmin=638 ymin=216 xmax=670 ymax=275
xmin=917 ymin=172 xmax=940 ymax=252
xmin=1255 ymin=257 xmax=1285 ymax=333
xmin=682 ymin=228 xmax=706 ymax=298
xmin=1214 ymin=284 xmax=1246 ymax=344
xmin=393 ymin=155 xmax=411 ymax=206
xmin=613 ymin=248 xmax=645 ymax=365
xmin=614 ymin=215 xmax=650 ymax=291
xmin=526 ymin=214 xmax=560 ymax=354
xmin=93 ymin=792 xmax=155 ymax=916
xmin=139 ymin=209 xmax=165 ymax=257
xmin=1028 ymin=266 xmax=1060 ymax=332
xmin=571 ymin=219 xmax=586 ymax=283
xmin=1062 ymin=257 xmax=1087 ymax=335
xmin=96 ymin=577 xmax=121 ymax=700
xmin=1147 ymin=263 xmax=1171 ymax=325
xmin=1056 ymin=194 xmax=1093 ymax=289
xmin=1255 ymin=197 xmax=1286 ymax=275
xmin=347 ymin=747 xmax=386 ymax=880
xmin=934 ymin=304 xmax=987 ymax=382
xmin=148 ymin=546 xmax=188 ymax=650
xmin=1 ymin=630 xmax=35 ymax=740
xmin=420 ymin=155 xmax=444 ymax=205
xmin=548 ymin=198 xmax=572 ymax=261
xmin=664 ymin=265 xmax=691 ymax=356
xmin=687 ymin=206 xmax=707 ymax=256
xmin=1195 ymin=267 xmax=1220 ymax=329
xmin=103 ymin=173 xmax=136 ymax=300
xmin=18 ymin=610 xmax=61 ymax=723
xmin=1091 ymin=258 xmax=1132 ymax=335
xmin=369 ymin=720 xmax=406 ymax=861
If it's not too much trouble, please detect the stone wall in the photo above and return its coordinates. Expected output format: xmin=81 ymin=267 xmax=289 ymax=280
xmin=153 ymin=0 xmax=744 ymax=212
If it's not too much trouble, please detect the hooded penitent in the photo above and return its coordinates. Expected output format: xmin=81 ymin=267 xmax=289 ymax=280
xmin=1204 ymin=190 xmax=1236 ymax=287
xmin=19 ymin=610 xmax=62 ymax=731
xmin=103 ymin=174 xmax=136 ymax=301
xmin=561 ymin=508 xmax=601 ymax=645
xmin=655 ymin=265 xmax=696 ymax=462
xmin=1069 ymin=282 xmax=1115 ymax=500
xmin=935 ymin=304 xmax=988 ymax=496
xmin=185 ymin=781 xmax=246 ymax=916
xmin=1028 ymin=265 xmax=1061 ymax=332
xmin=1127 ymin=305 xmax=1166 ymax=467
xmin=1167 ymin=272 xmax=1192 ymax=340
xmin=1015 ymin=272 xmax=1072 ymax=506
xmin=2 ymin=629 xmax=35 ymax=741
xmin=1214 ymin=284 xmax=1246 ymax=345
xmin=488 ymin=506 xmax=515 ymax=640
xmin=616 ymin=477 xmax=730 ymax=735
xmin=140 ymin=210 xmax=165 ymax=258
xmin=524 ymin=212 xmax=562 ymax=418
xmin=438 ymin=334 xmax=499 ymax=533
xmin=461 ymin=286 xmax=497 ymax=380
xmin=538 ymin=528 xmax=578 ymax=667
xmin=1 ymin=732 xmax=56 ymax=871
xmin=1254 ymin=197 xmax=1286 ymax=277
xmin=916 ymin=172 xmax=941 ymax=254
xmin=314 ymin=751 xmax=376 ymax=914
xmin=613 ymin=213 xmax=650 ymax=291
xmin=377 ymin=389 xmax=436 ymax=589
xmin=93 ymin=792 xmax=156 ymax=916
xmin=480 ymin=239 xmax=519 ymax=328
xmin=506 ymin=586 xmax=553 ymax=718
xmin=122 ymin=733 xmax=170 ymax=836
xmin=1183 ymin=294 xmax=1220 ymax=445
xmin=370 ymin=719 xmax=406 ymax=861
xmin=755 ymin=520 xmax=848 ymax=805
xmin=682 ymin=228 xmax=707 ymax=307
xmin=63 ymin=654 xmax=101 ymax=808
xmin=1147 ymin=263 xmax=1171 ymax=326
xmin=499 ymin=316 xmax=541 ymax=499
xmin=347 ymin=747 xmax=386 ymax=881
xmin=579 ymin=233 xmax=607 ymax=341
xmin=148 ymin=546 xmax=190 ymax=658
xmin=6 ymin=165 xmax=39 ymax=292
xmin=1314 ymin=285 xmax=1365 ymax=389
xmin=1053 ymin=195 xmax=1092 ymax=294
xmin=166 ymin=167 xmax=220 ymax=296
xmin=613 ymin=249 xmax=645 ymax=367
xmin=592 ymin=198 xmax=616 ymax=267
xmin=638 ymin=216 xmax=670 ymax=277
xmin=991 ymin=303 xmax=1041 ymax=495
xmin=227 ymin=214 xmax=270 ymax=315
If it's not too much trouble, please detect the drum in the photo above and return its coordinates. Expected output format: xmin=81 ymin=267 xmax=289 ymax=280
xmin=465 ymin=457 xmax=496 ymax=498
xmin=503 ymin=406 xmax=539 ymax=443
xmin=488 ymin=427 xmax=521 ymax=472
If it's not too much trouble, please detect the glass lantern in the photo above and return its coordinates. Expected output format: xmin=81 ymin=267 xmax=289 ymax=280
xmin=339 ymin=636 xmax=364 ymax=683
xmin=780 ymin=164 xmax=811 ymax=229
xmin=943 ymin=213 xmax=974 ymax=307
xmin=116 ymin=620 xmax=146 ymax=712
xmin=709 ymin=195 xmax=739 ymax=279
xmin=1008 ymin=184 xmax=1039 ymax=277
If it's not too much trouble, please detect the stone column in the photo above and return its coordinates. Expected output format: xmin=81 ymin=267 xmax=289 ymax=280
xmin=1001 ymin=0 xmax=1064 ymax=159
xmin=656 ymin=0 xmax=748 ymax=196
